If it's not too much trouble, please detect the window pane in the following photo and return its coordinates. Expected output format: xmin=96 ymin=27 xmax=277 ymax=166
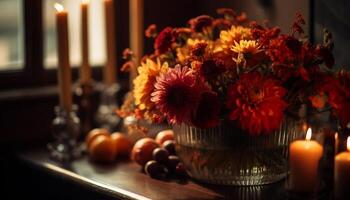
xmin=0 ymin=0 xmax=24 ymax=71
xmin=44 ymin=0 xmax=106 ymax=68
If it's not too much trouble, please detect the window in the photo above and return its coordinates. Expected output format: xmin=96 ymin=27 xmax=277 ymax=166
xmin=0 ymin=0 xmax=24 ymax=71
xmin=44 ymin=0 xmax=106 ymax=68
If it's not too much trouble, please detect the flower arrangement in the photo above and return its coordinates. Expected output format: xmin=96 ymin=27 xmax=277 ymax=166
xmin=119 ymin=9 xmax=350 ymax=136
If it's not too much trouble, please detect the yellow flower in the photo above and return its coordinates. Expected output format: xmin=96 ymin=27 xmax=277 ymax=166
xmin=176 ymin=39 xmax=211 ymax=63
xmin=219 ymin=26 xmax=252 ymax=50
xmin=231 ymin=40 xmax=261 ymax=54
xmin=133 ymin=59 xmax=168 ymax=110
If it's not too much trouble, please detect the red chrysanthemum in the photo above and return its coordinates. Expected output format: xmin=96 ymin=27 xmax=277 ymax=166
xmin=197 ymin=59 xmax=226 ymax=81
xmin=226 ymin=72 xmax=288 ymax=135
xmin=154 ymin=27 xmax=174 ymax=54
xmin=188 ymin=15 xmax=213 ymax=32
xmin=191 ymin=91 xmax=221 ymax=128
xmin=151 ymin=65 xmax=207 ymax=124
xmin=311 ymin=74 xmax=350 ymax=127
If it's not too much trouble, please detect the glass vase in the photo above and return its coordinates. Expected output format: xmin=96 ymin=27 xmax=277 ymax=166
xmin=95 ymin=83 xmax=121 ymax=132
xmin=48 ymin=105 xmax=81 ymax=161
xmin=173 ymin=117 xmax=304 ymax=186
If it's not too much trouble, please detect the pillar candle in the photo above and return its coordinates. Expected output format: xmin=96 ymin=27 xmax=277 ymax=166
xmin=334 ymin=136 xmax=350 ymax=199
xmin=104 ymin=0 xmax=117 ymax=86
xmin=55 ymin=3 xmax=72 ymax=112
xmin=80 ymin=0 xmax=91 ymax=84
xmin=129 ymin=0 xmax=144 ymax=86
xmin=335 ymin=132 xmax=339 ymax=156
xmin=289 ymin=128 xmax=323 ymax=192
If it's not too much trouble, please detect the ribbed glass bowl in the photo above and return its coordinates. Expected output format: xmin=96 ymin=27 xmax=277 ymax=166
xmin=173 ymin=118 xmax=303 ymax=186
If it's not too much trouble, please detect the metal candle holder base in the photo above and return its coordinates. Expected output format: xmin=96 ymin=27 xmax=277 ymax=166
xmin=48 ymin=105 xmax=82 ymax=162
xmin=95 ymin=83 xmax=121 ymax=132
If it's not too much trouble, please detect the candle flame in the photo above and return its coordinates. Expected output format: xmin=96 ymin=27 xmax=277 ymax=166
xmin=306 ymin=128 xmax=312 ymax=141
xmin=54 ymin=3 xmax=64 ymax=12
xmin=82 ymin=0 xmax=90 ymax=4
xmin=335 ymin=132 xmax=338 ymax=140
xmin=347 ymin=136 xmax=350 ymax=151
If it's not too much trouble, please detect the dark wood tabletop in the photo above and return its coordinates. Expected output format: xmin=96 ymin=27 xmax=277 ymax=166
xmin=16 ymin=148 xmax=332 ymax=200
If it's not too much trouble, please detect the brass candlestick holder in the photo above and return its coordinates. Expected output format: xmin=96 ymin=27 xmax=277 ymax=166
xmin=48 ymin=105 xmax=81 ymax=162
xmin=95 ymin=83 xmax=121 ymax=132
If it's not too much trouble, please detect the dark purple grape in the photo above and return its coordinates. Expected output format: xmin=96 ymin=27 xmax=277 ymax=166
xmin=163 ymin=140 xmax=176 ymax=155
xmin=175 ymin=162 xmax=188 ymax=177
xmin=144 ymin=160 xmax=168 ymax=179
xmin=166 ymin=155 xmax=180 ymax=172
xmin=152 ymin=148 xmax=169 ymax=164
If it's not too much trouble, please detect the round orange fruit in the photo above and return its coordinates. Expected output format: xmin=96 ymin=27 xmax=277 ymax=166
xmin=88 ymin=135 xmax=116 ymax=162
xmin=85 ymin=128 xmax=110 ymax=149
xmin=111 ymin=132 xmax=132 ymax=157
xmin=155 ymin=129 xmax=174 ymax=145
xmin=131 ymin=138 xmax=159 ymax=166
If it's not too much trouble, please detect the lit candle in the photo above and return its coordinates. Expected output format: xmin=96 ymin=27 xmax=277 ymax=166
xmin=80 ymin=0 xmax=91 ymax=84
xmin=289 ymin=128 xmax=323 ymax=192
xmin=129 ymin=0 xmax=143 ymax=85
xmin=104 ymin=0 xmax=117 ymax=86
xmin=55 ymin=3 xmax=72 ymax=112
xmin=335 ymin=132 xmax=339 ymax=155
xmin=334 ymin=136 xmax=350 ymax=199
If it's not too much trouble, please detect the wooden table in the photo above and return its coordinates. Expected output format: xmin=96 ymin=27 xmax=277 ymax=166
xmin=16 ymin=149 xmax=331 ymax=200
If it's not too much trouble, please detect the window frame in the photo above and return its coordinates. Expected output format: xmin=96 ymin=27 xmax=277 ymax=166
xmin=0 ymin=0 xmax=108 ymax=91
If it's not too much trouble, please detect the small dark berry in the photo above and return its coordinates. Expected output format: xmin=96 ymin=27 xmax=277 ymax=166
xmin=163 ymin=140 xmax=176 ymax=155
xmin=152 ymin=148 xmax=169 ymax=164
xmin=167 ymin=155 xmax=180 ymax=172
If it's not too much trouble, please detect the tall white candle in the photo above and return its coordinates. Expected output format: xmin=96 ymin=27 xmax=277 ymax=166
xmin=129 ymin=0 xmax=143 ymax=86
xmin=334 ymin=136 xmax=350 ymax=199
xmin=55 ymin=3 xmax=72 ymax=112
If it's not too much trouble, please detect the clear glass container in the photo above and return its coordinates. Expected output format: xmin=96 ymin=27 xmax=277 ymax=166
xmin=173 ymin=117 xmax=304 ymax=186
xmin=95 ymin=83 xmax=121 ymax=132
xmin=48 ymin=105 xmax=81 ymax=161
xmin=74 ymin=81 xmax=99 ymax=138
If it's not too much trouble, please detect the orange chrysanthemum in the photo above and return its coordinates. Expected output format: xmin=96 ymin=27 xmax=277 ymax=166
xmin=231 ymin=40 xmax=261 ymax=54
xmin=219 ymin=26 xmax=252 ymax=50
xmin=226 ymin=72 xmax=288 ymax=135
xmin=133 ymin=59 xmax=168 ymax=111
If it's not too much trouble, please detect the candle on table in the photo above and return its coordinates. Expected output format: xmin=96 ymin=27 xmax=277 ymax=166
xmin=289 ymin=128 xmax=323 ymax=192
xmin=80 ymin=0 xmax=91 ymax=84
xmin=129 ymin=0 xmax=144 ymax=85
xmin=104 ymin=0 xmax=117 ymax=86
xmin=334 ymin=136 xmax=350 ymax=199
xmin=55 ymin=3 xmax=72 ymax=112
xmin=335 ymin=132 xmax=339 ymax=156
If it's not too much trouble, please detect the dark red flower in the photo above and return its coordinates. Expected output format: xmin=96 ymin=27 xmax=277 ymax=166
xmin=291 ymin=12 xmax=305 ymax=36
xmin=316 ymin=73 xmax=350 ymax=127
xmin=197 ymin=59 xmax=226 ymax=80
xmin=267 ymin=35 xmax=297 ymax=66
xmin=213 ymin=18 xmax=232 ymax=30
xmin=217 ymin=8 xmax=236 ymax=18
xmin=191 ymin=91 xmax=221 ymax=128
xmin=250 ymin=22 xmax=280 ymax=46
xmin=145 ymin=24 xmax=157 ymax=38
xmin=190 ymin=42 xmax=208 ymax=57
xmin=151 ymin=65 xmax=207 ymax=124
xmin=315 ymin=45 xmax=334 ymax=68
xmin=311 ymin=74 xmax=350 ymax=127
xmin=188 ymin=15 xmax=213 ymax=32
xmin=122 ymin=48 xmax=133 ymax=60
xmin=226 ymin=72 xmax=287 ymax=135
xmin=285 ymin=36 xmax=302 ymax=54
xmin=154 ymin=27 xmax=174 ymax=54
